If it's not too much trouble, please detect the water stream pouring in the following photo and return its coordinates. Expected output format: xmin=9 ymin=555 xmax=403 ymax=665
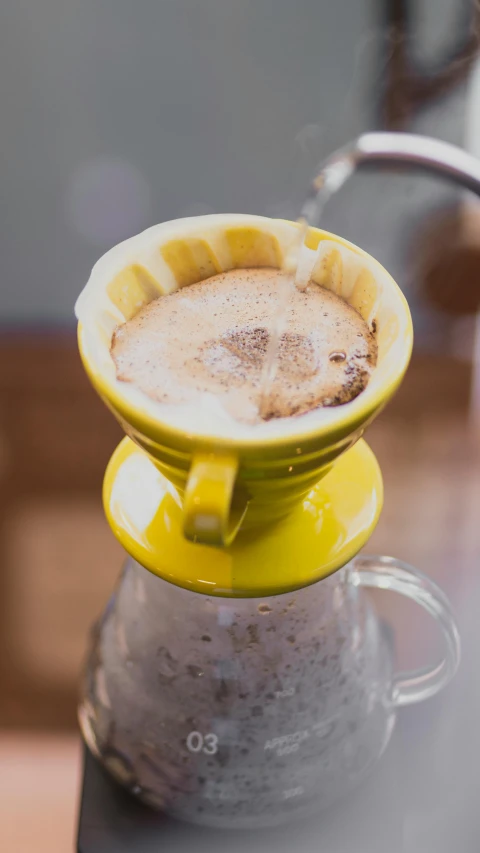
xmin=260 ymin=133 xmax=480 ymax=415
xmin=75 ymin=132 xmax=470 ymax=828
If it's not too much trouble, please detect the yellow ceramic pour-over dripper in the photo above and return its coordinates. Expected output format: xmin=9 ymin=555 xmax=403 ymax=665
xmin=76 ymin=214 xmax=412 ymax=596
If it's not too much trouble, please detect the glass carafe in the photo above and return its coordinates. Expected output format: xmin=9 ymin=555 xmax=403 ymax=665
xmin=79 ymin=554 xmax=459 ymax=829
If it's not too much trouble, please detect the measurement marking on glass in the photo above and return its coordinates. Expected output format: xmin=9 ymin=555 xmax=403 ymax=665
xmin=312 ymin=716 xmax=338 ymax=737
xmin=283 ymin=786 xmax=304 ymax=800
xmin=264 ymin=729 xmax=309 ymax=756
xmin=186 ymin=731 xmax=219 ymax=755
xmin=279 ymin=743 xmax=300 ymax=756
xmin=274 ymin=687 xmax=295 ymax=699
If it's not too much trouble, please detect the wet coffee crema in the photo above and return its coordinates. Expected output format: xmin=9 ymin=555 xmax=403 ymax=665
xmin=111 ymin=268 xmax=377 ymax=423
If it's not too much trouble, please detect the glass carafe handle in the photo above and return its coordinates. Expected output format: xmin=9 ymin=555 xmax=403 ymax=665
xmin=351 ymin=555 xmax=461 ymax=708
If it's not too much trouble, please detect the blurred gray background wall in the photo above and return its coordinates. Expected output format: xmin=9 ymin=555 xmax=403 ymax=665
xmin=0 ymin=0 xmax=470 ymax=335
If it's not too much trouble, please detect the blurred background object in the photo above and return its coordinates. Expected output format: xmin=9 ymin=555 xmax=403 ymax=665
xmin=0 ymin=1 xmax=480 ymax=851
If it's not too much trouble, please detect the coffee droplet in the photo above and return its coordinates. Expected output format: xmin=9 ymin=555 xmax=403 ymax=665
xmin=329 ymin=351 xmax=346 ymax=363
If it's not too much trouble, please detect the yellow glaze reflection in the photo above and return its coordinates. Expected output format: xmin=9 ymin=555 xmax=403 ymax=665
xmin=104 ymin=436 xmax=383 ymax=597
xmin=311 ymin=248 xmax=343 ymax=294
xmin=225 ymin=227 xmax=282 ymax=269
xmin=107 ymin=264 xmax=161 ymax=320
xmin=377 ymin=314 xmax=401 ymax=359
xmin=161 ymin=238 xmax=220 ymax=288
xmin=350 ymin=269 xmax=378 ymax=323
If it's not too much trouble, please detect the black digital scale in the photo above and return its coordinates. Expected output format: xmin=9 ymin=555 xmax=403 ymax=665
xmin=77 ymin=734 xmax=405 ymax=853
xmin=76 ymin=683 xmax=479 ymax=852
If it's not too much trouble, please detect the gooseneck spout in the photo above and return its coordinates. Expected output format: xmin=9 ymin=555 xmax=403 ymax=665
xmin=302 ymin=132 xmax=480 ymax=228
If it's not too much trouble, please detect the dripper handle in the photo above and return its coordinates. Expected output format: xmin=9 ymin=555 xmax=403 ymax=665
xmin=183 ymin=453 xmax=249 ymax=547
xmin=351 ymin=554 xmax=461 ymax=707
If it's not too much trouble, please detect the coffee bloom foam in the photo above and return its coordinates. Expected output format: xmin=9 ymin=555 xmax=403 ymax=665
xmin=75 ymin=214 xmax=409 ymax=441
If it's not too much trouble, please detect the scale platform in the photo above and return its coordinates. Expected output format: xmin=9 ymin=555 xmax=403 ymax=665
xmin=77 ymin=737 xmax=404 ymax=853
